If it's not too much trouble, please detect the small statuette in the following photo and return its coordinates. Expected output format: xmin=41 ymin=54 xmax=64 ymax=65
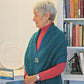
xmin=34 ymin=58 xmax=39 ymax=63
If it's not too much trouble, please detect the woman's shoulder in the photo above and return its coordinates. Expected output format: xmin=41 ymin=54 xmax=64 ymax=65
xmin=52 ymin=25 xmax=65 ymax=37
xmin=30 ymin=32 xmax=38 ymax=41
xmin=32 ymin=32 xmax=38 ymax=37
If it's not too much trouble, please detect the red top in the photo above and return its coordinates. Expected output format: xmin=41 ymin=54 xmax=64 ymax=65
xmin=24 ymin=23 xmax=66 ymax=81
xmin=36 ymin=23 xmax=52 ymax=51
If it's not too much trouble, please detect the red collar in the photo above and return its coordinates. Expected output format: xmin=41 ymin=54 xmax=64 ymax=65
xmin=40 ymin=23 xmax=52 ymax=31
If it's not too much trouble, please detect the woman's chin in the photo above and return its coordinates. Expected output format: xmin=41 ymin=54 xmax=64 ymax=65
xmin=36 ymin=25 xmax=40 ymax=28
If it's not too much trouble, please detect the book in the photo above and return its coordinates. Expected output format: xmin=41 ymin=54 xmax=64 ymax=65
xmin=75 ymin=24 xmax=79 ymax=47
xmin=79 ymin=25 xmax=82 ymax=46
xmin=66 ymin=23 xmax=70 ymax=46
xmin=70 ymin=0 xmax=74 ymax=18
xmin=63 ymin=0 xmax=66 ymax=18
xmin=63 ymin=22 xmax=67 ymax=46
xmin=80 ymin=0 xmax=83 ymax=18
xmin=72 ymin=27 xmax=76 ymax=46
xmin=0 ymin=68 xmax=14 ymax=80
xmin=82 ymin=25 xmax=84 ymax=46
xmin=78 ymin=0 xmax=81 ymax=18
xmin=66 ymin=0 xmax=70 ymax=18
xmin=83 ymin=0 xmax=84 ymax=17
xmin=74 ymin=0 xmax=79 ymax=18
xmin=70 ymin=22 xmax=73 ymax=46
xmin=72 ymin=24 xmax=79 ymax=46
xmin=79 ymin=52 xmax=84 ymax=75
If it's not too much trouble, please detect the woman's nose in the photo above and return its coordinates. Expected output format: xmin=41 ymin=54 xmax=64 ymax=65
xmin=33 ymin=17 xmax=35 ymax=21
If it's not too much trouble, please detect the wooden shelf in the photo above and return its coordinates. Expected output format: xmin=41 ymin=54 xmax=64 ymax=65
xmin=63 ymin=18 xmax=84 ymax=21
xmin=67 ymin=47 xmax=84 ymax=49
xmin=62 ymin=71 xmax=84 ymax=81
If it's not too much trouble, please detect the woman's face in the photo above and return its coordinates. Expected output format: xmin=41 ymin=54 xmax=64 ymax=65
xmin=33 ymin=10 xmax=49 ymax=28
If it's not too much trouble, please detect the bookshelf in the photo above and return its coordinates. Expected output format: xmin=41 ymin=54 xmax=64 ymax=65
xmin=57 ymin=0 xmax=84 ymax=84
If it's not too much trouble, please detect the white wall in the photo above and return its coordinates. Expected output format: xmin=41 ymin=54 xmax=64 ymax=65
xmin=0 ymin=0 xmax=57 ymax=48
xmin=0 ymin=0 xmax=36 ymax=47
xmin=0 ymin=0 xmax=57 ymax=70
xmin=0 ymin=0 xmax=57 ymax=69
xmin=0 ymin=0 xmax=57 ymax=83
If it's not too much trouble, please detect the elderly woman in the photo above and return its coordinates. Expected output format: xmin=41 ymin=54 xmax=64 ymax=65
xmin=24 ymin=1 xmax=67 ymax=84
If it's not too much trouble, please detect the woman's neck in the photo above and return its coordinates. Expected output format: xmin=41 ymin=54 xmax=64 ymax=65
xmin=40 ymin=21 xmax=52 ymax=29
xmin=40 ymin=22 xmax=52 ymax=30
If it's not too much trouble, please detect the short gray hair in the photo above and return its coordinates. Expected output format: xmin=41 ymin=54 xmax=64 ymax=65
xmin=33 ymin=1 xmax=57 ymax=22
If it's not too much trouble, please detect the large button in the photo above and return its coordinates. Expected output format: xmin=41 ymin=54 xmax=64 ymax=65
xmin=34 ymin=58 xmax=39 ymax=63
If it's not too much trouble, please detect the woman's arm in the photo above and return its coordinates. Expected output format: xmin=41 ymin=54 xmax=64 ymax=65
xmin=24 ymin=69 xmax=27 ymax=78
xmin=38 ymin=62 xmax=66 ymax=81
xmin=24 ymin=62 xmax=66 ymax=81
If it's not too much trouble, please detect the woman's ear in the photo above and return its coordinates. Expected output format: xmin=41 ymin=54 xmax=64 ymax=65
xmin=45 ymin=12 xmax=50 ymax=19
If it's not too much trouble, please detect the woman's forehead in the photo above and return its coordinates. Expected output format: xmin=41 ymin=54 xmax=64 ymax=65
xmin=34 ymin=10 xmax=42 ymax=15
